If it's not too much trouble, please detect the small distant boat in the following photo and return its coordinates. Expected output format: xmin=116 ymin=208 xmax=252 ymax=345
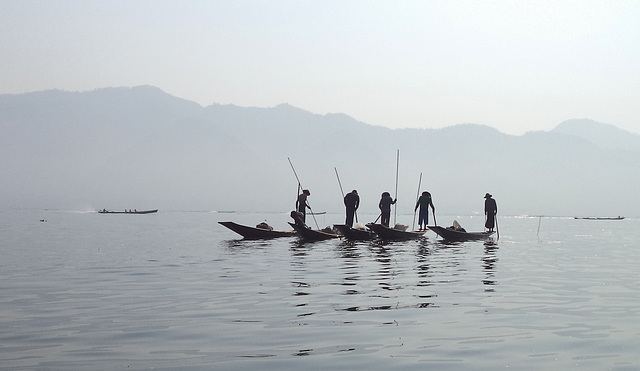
xmin=429 ymin=225 xmax=494 ymax=241
xmin=333 ymin=224 xmax=375 ymax=240
xmin=218 ymin=221 xmax=295 ymax=239
xmin=288 ymin=222 xmax=339 ymax=241
xmin=366 ymin=223 xmax=425 ymax=240
xmin=574 ymin=216 xmax=625 ymax=220
xmin=98 ymin=209 xmax=158 ymax=214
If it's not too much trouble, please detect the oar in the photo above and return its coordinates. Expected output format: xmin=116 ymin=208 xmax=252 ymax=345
xmin=373 ymin=213 xmax=382 ymax=224
xmin=412 ymin=172 xmax=422 ymax=231
xmin=495 ymin=214 xmax=500 ymax=240
xmin=288 ymin=157 xmax=319 ymax=230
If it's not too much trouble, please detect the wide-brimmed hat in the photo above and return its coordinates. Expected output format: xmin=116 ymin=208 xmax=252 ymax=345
xmin=484 ymin=193 xmax=492 ymax=198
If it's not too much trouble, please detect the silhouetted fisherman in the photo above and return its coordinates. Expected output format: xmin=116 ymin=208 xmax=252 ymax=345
xmin=415 ymin=191 xmax=435 ymax=231
xmin=378 ymin=192 xmax=396 ymax=227
xmin=484 ymin=193 xmax=498 ymax=232
xmin=296 ymin=189 xmax=311 ymax=222
xmin=343 ymin=189 xmax=360 ymax=228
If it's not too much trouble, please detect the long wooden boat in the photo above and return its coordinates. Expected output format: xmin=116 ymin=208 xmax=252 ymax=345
xmin=574 ymin=216 xmax=624 ymax=220
xmin=218 ymin=221 xmax=296 ymax=239
xmin=98 ymin=209 xmax=158 ymax=214
xmin=333 ymin=224 xmax=375 ymax=240
xmin=288 ymin=222 xmax=339 ymax=241
xmin=429 ymin=225 xmax=494 ymax=241
xmin=366 ymin=223 xmax=425 ymax=240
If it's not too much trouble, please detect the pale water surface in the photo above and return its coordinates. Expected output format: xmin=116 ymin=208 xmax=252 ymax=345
xmin=1 ymin=210 xmax=639 ymax=370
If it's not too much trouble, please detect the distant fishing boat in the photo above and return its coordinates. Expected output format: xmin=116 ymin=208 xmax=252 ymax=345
xmin=98 ymin=209 xmax=158 ymax=214
xmin=574 ymin=216 xmax=624 ymax=220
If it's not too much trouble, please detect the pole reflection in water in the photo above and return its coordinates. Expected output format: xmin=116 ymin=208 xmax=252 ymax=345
xmin=290 ymin=239 xmax=312 ymax=318
xmin=415 ymin=240 xmax=437 ymax=308
xmin=336 ymin=240 xmax=362 ymax=295
xmin=482 ymin=240 xmax=499 ymax=291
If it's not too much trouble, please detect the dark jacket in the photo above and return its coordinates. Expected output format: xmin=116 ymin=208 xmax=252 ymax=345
xmin=344 ymin=192 xmax=360 ymax=210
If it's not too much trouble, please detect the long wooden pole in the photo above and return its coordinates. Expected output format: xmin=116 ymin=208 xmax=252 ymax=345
xmin=288 ymin=157 xmax=319 ymax=229
xmin=394 ymin=149 xmax=399 ymax=226
xmin=335 ymin=167 xmax=357 ymax=223
xmin=433 ymin=206 xmax=437 ymax=227
xmin=334 ymin=167 xmax=345 ymax=198
xmin=412 ymin=172 xmax=422 ymax=231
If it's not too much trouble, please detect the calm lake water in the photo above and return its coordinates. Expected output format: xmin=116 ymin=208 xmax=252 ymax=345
xmin=1 ymin=210 xmax=639 ymax=370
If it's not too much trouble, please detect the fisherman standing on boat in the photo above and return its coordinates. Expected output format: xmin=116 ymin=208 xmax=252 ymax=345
xmin=296 ymin=189 xmax=311 ymax=222
xmin=378 ymin=192 xmax=396 ymax=227
xmin=415 ymin=191 xmax=435 ymax=231
xmin=344 ymin=189 xmax=360 ymax=228
xmin=484 ymin=193 xmax=497 ymax=232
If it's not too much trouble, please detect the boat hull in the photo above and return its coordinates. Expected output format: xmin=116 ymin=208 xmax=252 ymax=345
xmin=333 ymin=224 xmax=375 ymax=240
xmin=429 ymin=226 xmax=494 ymax=241
xmin=98 ymin=209 xmax=158 ymax=214
xmin=288 ymin=222 xmax=339 ymax=241
xmin=366 ymin=223 xmax=425 ymax=240
xmin=218 ymin=221 xmax=295 ymax=239
xmin=574 ymin=217 xmax=624 ymax=220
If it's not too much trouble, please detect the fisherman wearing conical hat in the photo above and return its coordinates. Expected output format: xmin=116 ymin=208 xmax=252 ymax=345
xmin=484 ymin=193 xmax=497 ymax=232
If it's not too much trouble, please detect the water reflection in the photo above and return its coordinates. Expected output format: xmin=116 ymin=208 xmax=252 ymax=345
xmin=224 ymin=234 xmax=500 ymax=318
xmin=415 ymin=241 xmax=433 ymax=287
xmin=368 ymin=243 xmax=394 ymax=293
xmin=415 ymin=241 xmax=438 ymax=308
xmin=223 ymin=238 xmax=274 ymax=251
xmin=289 ymin=240 xmax=312 ymax=314
xmin=482 ymin=241 xmax=499 ymax=291
xmin=335 ymin=241 xmax=361 ymax=294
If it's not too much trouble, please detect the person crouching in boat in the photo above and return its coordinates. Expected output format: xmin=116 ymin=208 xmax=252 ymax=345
xmin=290 ymin=210 xmax=309 ymax=229
xmin=484 ymin=193 xmax=497 ymax=232
xmin=378 ymin=192 xmax=396 ymax=227
xmin=344 ymin=189 xmax=360 ymax=228
xmin=415 ymin=191 xmax=435 ymax=231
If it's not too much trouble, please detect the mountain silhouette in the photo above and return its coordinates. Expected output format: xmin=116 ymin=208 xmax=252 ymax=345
xmin=1 ymin=86 xmax=638 ymax=218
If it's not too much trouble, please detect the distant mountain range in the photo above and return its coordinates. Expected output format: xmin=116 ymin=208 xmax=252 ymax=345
xmin=1 ymin=86 xmax=638 ymax=218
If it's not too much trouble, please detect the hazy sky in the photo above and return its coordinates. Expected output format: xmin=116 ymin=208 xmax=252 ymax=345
xmin=2 ymin=0 xmax=639 ymax=135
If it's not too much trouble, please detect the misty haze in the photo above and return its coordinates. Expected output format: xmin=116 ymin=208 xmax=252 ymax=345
xmin=1 ymin=86 xmax=639 ymax=218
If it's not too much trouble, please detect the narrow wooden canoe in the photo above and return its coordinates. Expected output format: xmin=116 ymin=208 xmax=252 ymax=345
xmin=333 ymin=224 xmax=375 ymax=240
xmin=429 ymin=226 xmax=494 ymax=241
xmin=218 ymin=221 xmax=295 ymax=239
xmin=98 ymin=209 xmax=158 ymax=214
xmin=288 ymin=222 xmax=339 ymax=241
xmin=366 ymin=223 xmax=425 ymax=240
